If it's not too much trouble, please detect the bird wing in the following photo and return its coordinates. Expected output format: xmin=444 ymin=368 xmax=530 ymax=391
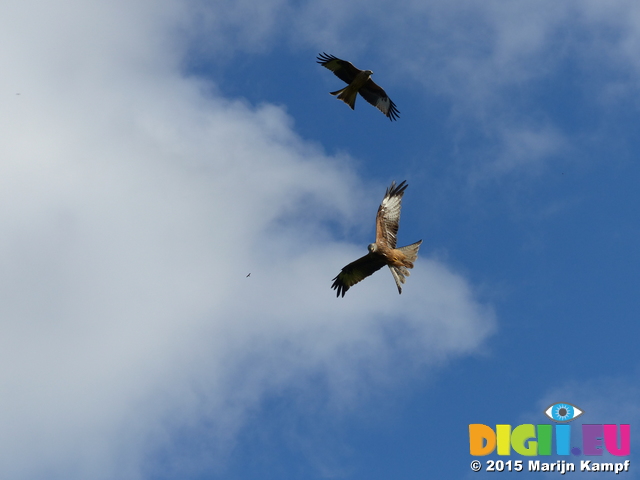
xmin=331 ymin=252 xmax=387 ymax=297
xmin=317 ymin=53 xmax=362 ymax=85
xmin=375 ymin=180 xmax=408 ymax=249
xmin=358 ymin=79 xmax=400 ymax=121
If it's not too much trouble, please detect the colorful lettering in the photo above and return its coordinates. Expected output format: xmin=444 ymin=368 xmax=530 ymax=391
xmin=604 ymin=424 xmax=630 ymax=456
xmin=496 ymin=425 xmax=511 ymax=455
xmin=469 ymin=423 xmax=630 ymax=457
xmin=512 ymin=424 xmax=536 ymax=456
xmin=469 ymin=424 xmax=495 ymax=455
xmin=583 ymin=424 xmax=604 ymax=455
xmin=555 ymin=424 xmax=571 ymax=455
xmin=537 ymin=424 xmax=552 ymax=455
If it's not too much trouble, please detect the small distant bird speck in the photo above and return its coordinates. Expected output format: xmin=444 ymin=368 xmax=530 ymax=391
xmin=246 ymin=273 xmax=251 ymax=277
xmin=317 ymin=53 xmax=399 ymax=121
xmin=332 ymin=181 xmax=421 ymax=297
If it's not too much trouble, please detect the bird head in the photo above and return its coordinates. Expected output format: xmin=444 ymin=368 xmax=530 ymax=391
xmin=367 ymin=243 xmax=378 ymax=253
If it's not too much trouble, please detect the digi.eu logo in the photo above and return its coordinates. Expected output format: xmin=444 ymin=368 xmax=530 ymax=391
xmin=469 ymin=402 xmax=630 ymax=456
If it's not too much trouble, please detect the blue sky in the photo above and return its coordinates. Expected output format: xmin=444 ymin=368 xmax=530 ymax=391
xmin=1 ymin=0 xmax=639 ymax=478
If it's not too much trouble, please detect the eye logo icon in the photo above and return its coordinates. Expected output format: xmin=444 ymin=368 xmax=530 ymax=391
xmin=544 ymin=402 xmax=583 ymax=422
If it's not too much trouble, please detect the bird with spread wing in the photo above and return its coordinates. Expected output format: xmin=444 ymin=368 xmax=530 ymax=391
xmin=332 ymin=181 xmax=422 ymax=297
xmin=317 ymin=53 xmax=400 ymax=121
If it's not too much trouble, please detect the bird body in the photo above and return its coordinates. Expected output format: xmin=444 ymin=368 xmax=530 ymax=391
xmin=330 ymin=69 xmax=373 ymax=110
xmin=332 ymin=181 xmax=421 ymax=296
xmin=317 ymin=53 xmax=399 ymax=121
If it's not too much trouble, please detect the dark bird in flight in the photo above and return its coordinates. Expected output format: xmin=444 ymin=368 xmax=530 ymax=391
xmin=332 ymin=181 xmax=421 ymax=297
xmin=317 ymin=53 xmax=400 ymax=121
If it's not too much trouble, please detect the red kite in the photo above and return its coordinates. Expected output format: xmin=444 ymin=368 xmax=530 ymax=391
xmin=332 ymin=181 xmax=422 ymax=297
xmin=317 ymin=53 xmax=400 ymax=121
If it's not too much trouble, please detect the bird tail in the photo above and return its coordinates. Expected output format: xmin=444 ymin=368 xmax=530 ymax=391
xmin=399 ymin=240 xmax=422 ymax=266
xmin=389 ymin=266 xmax=406 ymax=294
xmin=330 ymin=86 xmax=358 ymax=110
xmin=388 ymin=240 xmax=422 ymax=294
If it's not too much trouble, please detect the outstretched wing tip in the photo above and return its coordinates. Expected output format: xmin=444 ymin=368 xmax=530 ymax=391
xmin=316 ymin=52 xmax=336 ymax=64
xmin=386 ymin=179 xmax=408 ymax=196
xmin=331 ymin=274 xmax=348 ymax=297
xmin=387 ymin=101 xmax=400 ymax=121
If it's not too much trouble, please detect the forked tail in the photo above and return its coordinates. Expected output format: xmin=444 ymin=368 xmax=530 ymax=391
xmin=330 ymin=86 xmax=357 ymax=110
xmin=389 ymin=240 xmax=423 ymax=294
xmin=399 ymin=240 xmax=422 ymax=265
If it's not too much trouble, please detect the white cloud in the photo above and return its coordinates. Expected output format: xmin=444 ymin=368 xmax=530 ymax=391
xmin=0 ymin=1 xmax=495 ymax=478
xmin=468 ymin=122 xmax=569 ymax=181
